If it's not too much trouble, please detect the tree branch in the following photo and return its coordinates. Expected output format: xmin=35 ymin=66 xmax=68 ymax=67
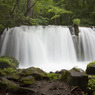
xmin=25 ymin=0 xmax=39 ymax=16
xmin=11 ymin=0 xmax=20 ymax=17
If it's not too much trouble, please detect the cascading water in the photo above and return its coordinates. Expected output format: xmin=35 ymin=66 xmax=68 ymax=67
xmin=0 ymin=25 xmax=95 ymax=72
xmin=78 ymin=27 xmax=95 ymax=61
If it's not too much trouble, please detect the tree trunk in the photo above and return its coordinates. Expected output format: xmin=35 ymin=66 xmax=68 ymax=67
xmin=73 ymin=24 xmax=79 ymax=36
xmin=26 ymin=0 xmax=33 ymax=17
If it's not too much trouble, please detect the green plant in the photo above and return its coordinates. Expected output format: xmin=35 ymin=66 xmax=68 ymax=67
xmin=73 ymin=18 xmax=80 ymax=25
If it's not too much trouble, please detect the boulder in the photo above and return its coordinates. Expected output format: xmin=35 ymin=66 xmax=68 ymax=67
xmin=61 ymin=67 xmax=88 ymax=92
xmin=20 ymin=67 xmax=49 ymax=80
xmin=0 ymin=77 xmax=20 ymax=92
xmin=0 ymin=56 xmax=19 ymax=69
xmin=86 ymin=61 xmax=95 ymax=75
xmin=19 ymin=76 xmax=35 ymax=87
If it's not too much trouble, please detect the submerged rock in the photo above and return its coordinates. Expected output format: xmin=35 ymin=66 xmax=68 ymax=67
xmin=0 ymin=56 xmax=19 ymax=69
xmin=86 ymin=61 xmax=95 ymax=75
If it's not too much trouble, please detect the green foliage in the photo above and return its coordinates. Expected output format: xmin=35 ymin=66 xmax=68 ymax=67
xmin=73 ymin=18 xmax=80 ymax=25
xmin=0 ymin=0 xmax=95 ymax=27
xmin=88 ymin=79 xmax=95 ymax=92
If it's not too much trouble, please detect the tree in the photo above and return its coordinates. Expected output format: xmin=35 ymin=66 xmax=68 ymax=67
xmin=25 ymin=0 xmax=33 ymax=17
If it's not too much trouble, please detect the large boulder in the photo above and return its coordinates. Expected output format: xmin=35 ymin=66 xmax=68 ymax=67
xmin=86 ymin=61 xmax=95 ymax=75
xmin=20 ymin=67 xmax=49 ymax=80
xmin=0 ymin=56 xmax=19 ymax=69
xmin=61 ymin=67 xmax=88 ymax=92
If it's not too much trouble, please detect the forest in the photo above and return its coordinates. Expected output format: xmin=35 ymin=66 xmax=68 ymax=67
xmin=0 ymin=0 xmax=95 ymax=33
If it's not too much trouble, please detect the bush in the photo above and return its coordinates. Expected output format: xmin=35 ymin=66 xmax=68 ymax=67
xmin=73 ymin=18 xmax=80 ymax=25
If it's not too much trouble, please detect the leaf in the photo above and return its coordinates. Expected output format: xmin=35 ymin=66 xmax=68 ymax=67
xmin=51 ymin=15 xmax=60 ymax=20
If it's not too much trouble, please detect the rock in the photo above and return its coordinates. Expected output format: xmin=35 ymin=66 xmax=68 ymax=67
xmin=61 ymin=67 xmax=88 ymax=92
xmin=7 ymin=74 xmax=20 ymax=81
xmin=0 ymin=56 xmax=19 ymax=69
xmin=86 ymin=61 xmax=95 ymax=75
xmin=19 ymin=76 xmax=35 ymax=87
xmin=0 ymin=67 xmax=17 ymax=76
xmin=20 ymin=67 xmax=49 ymax=80
xmin=0 ymin=77 xmax=20 ymax=92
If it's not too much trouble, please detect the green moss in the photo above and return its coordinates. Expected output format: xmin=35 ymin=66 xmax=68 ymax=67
xmin=47 ymin=73 xmax=60 ymax=80
xmin=0 ymin=79 xmax=19 ymax=91
xmin=19 ymin=76 xmax=35 ymax=86
xmin=60 ymin=70 xmax=70 ymax=82
xmin=87 ymin=61 xmax=95 ymax=67
xmin=20 ymin=67 xmax=48 ymax=80
xmin=0 ymin=67 xmax=17 ymax=77
xmin=0 ymin=56 xmax=19 ymax=69
xmin=8 ymin=74 xmax=19 ymax=80
xmin=73 ymin=18 xmax=80 ymax=25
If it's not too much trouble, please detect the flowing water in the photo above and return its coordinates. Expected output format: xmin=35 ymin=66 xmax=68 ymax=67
xmin=0 ymin=25 xmax=95 ymax=72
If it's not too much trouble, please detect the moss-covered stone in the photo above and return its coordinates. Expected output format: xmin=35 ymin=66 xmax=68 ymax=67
xmin=0 ymin=67 xmax=17 ymax=77
xmin=0 ymin=77 xmax=20 ymax=92
xmin=19 ymin=76 xmax=35 ymax=87
xmin=86 ymin=61 xmax=95 ymax=75
xmin=60 ymin=70 xmax=70 ymax=82
xmin=60 ymin=68 xmax=88 ymax=92
xmin=47 ymin=73 xmax=60 ymax=80
xmin=20 ymin=67 xmax=49 ymax=80
xmin=0 ymin=56 xmax=19 ymax=69
xmin=7 ymin=73 xmax=20 ymax=81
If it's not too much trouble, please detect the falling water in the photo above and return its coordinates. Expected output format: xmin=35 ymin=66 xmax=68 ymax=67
xmin=0 ymin=25 xmax=95 ymax=72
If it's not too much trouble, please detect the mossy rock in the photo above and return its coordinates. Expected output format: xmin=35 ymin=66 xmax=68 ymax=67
xmin=60 ymin=70 xmax=70 ymax=82
xmin=19 ymin=76 xmax=35 ymax=87
xmin=0 ymin=77 xmax=20 ymax=92
xmin=0 ymin=67 xmax=17 ymax=77
xmin=7 ymin=73 xmax=20 ymax=81
xmin=20 ymin=67 xmax=49 ymax=80
xmin=60 ymin=68 xmax=88 ymax=92
xmin=0 ymin=56 xmax=19 ymax=69
xmin=47 ymin=73 xmax=60 ymax=80
xmin=86 ymin=61 xmax=95 ymax=75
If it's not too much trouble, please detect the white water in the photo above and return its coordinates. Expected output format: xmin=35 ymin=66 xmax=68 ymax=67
xmin=0 ymin=26 xmax=95 ymax=72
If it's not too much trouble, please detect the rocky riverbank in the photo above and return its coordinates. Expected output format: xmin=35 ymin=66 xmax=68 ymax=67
xmin=0 ymin=56 xmax=95 ymax=95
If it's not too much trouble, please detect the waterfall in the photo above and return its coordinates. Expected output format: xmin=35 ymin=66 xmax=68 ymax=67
xmin=78 ymin=27 xmax=95 ymax=61
xmin=0 ymin=25 xmax=95 ymax=72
